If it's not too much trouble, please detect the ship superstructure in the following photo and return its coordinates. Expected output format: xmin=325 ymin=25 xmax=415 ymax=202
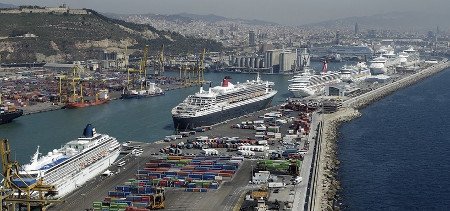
xmin=288 ymin=62 xmax=341 ymax=98
xmin=19 ymin=124 xmax=120 ymax=198
xmin=339 ymin=62 xmax=371 ymax=82
xmin=172 ymin=74 xmax=277 ymax=130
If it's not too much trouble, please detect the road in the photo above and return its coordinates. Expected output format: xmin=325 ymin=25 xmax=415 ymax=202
xmin=291 ymin=112 xmax=321 ymax=211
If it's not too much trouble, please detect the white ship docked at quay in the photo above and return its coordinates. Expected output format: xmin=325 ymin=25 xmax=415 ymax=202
xmin=172 ymin=74 xmax=277 ymax=130
xmin=19 ymin=124 xmax=120 ymax=198
xmin=369 ymin=46 xmax=420 ymax=75
xmin=339 ymin=61 xmax=372 ymax=82
xmin=288 ymin=62 xmax=341 ymax=98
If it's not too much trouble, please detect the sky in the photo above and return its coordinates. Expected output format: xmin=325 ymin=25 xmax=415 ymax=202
xmin=2 ymin=0 xmax=450 ymax=25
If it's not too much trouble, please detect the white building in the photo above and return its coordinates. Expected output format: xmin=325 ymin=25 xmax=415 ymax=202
xmin=252 ymin=171 xmax=270 ymax=184
xmin=279 ymin=50 xmax=297 ymax=72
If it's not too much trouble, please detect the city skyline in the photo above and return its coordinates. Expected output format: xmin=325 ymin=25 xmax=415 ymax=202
xmin=2 ymin=0 xmax=450 ymax=26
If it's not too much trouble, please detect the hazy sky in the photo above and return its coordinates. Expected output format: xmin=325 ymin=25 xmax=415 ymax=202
xmin=3 ymin=0 xmax=450 ymax=25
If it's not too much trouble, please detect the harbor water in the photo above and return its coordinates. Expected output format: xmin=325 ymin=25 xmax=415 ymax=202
xmin=0 ymin=69 xmax=302 ymax=164
xmin=0 ymin=62 xmax=335 ymax=168
xmin=338 ymin=68 xmax=450 ymax=210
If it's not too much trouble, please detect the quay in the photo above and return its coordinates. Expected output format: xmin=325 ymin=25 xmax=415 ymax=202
xmin=19 ymin=82 xmax=200 ymax=115
xmin=49 ymin=104 xmax=308 ymax=211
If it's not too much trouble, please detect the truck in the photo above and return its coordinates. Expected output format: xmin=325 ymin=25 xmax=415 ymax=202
xmin=268 ymin=182 xmax=285 ymax=188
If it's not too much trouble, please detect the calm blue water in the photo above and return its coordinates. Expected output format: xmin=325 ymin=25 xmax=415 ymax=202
xmin=338 ymin=68 xmax=450 ymax=210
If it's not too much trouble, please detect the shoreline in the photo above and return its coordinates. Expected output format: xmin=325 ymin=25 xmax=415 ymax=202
xmin=314 ymin=60 xmax=450 ymax=210
xmin=20 ymin=83 xmax=198 ymax=115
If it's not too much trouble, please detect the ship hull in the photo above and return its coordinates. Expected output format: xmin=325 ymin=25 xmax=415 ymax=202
xmin=50 ymin=149 xmax=120 ymax=198
xmin=0 ymin=110 xmax=23 ymax=124
xmin=121 ymin=92 xmax=165 ymax=99
xmin=370 ymin=67 xmax=387 ymax=75
xmin=289 ymin=88 xmax=316 ymax=98
xmin=65 ymin=100 xmax=108 ymax=109
xmin=173 ymin=95 xmax=274 ymax=130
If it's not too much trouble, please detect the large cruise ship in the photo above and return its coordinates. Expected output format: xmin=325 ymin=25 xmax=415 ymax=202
xmin=339 ymin=62 xmax=371 ymax=82
xmin=369 ymin=55 xmax=388 ymax=75
xmin=19 ymin=124 xmax=120 ymax=198
xmin=288 ymin=62 xmax=341 ymax=98
xmin=172 ymin=74 xmax=277 ymax=130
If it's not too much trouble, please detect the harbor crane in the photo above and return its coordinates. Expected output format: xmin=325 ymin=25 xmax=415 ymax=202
xmin=125 ymin=45 xmax=150 ymax=91
xmin=156 ymin=44 xmax=164 ymax=76
xmin=0 ymin=139 xmax=62 ymax=211
xmin=57 ymin=65 xmax=83 ymax=103
xmin=197 ymin=48 xmax=206 ymax=84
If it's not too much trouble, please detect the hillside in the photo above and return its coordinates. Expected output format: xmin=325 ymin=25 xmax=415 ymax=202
xmin=0 ymin=3 xmax=16 ymax=8
xmin=106 ymin=12 xmax=277 ymax=26
xmin=0 ymin=9 xmax=223 ymax=63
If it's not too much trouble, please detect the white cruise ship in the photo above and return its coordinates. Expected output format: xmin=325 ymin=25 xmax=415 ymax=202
xmin=340 ymin=62 xmax=371 ymax=82
xmin=19 ymin=124 xmax=120 ymax=198
xmin=288 ymin=67 xmax=341 ymax=98
xmin=369 ymin=55 xmax=388 ymax=75
xmin=172 ymin=74 xmax=277 ymax=130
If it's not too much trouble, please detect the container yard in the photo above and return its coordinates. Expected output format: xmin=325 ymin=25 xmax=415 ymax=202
xmin=92 ymin=155 xmax=244 ymax=210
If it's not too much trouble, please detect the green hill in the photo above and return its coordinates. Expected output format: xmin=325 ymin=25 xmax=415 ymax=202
xmin=0 ymin=9 xmax=223 ymax=63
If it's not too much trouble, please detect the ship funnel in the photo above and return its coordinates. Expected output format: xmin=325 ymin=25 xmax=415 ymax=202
xmin=322 ymin=60 xmax=328 ymax=73
xmin=222 ymin=76 xmax=231 ymax=87
xmin=83 ymin=124 xmax=95 ymax=138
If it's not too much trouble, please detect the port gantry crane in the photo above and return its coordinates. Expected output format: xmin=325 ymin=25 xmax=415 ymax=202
xmin=156 ymin=44 xmax=164 ymax=76
xmin=197 ymin=48 xmax=206 ymax=84
xmin=57 ymin=65 xmax=83 ymax=104
xmin=125 ymin=45 xmax=149 ymax=90
xmin=0 ymin=139 xmax=62 ymax=211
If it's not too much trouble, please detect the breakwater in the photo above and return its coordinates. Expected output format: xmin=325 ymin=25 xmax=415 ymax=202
xmin=313 ymin=108 xmax=361 ymax=210
xmin=314 ymin=60 xmax=450 ymax=210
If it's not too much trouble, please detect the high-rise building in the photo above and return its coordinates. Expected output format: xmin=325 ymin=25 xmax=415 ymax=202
xmin=335 ymin=30 xmax=341 ymax=45
xmin=249 ymin=30 xmax=256 ymax=46
xmin=355 ymin=22 xmax=359 ymax=36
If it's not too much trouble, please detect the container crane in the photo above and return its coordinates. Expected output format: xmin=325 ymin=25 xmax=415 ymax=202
xmin=125 ymin=45 xmax=149 ymax=90
xmin=198 ymin=48 xmax=206 ymax=84
xmin=140 ymin=45 xmax=149 ymax=90
xmin=158 ymin=44 xmax=164 ymax=76
xmin=0 ymin=139 xmax=62 ymax=211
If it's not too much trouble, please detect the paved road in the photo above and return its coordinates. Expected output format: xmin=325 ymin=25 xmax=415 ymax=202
xmin=292 ymin=112 xmax=320 ymax=211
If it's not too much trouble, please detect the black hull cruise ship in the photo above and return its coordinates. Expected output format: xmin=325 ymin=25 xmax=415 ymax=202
xmin=172 ymin=74 xmax=277 ymax=130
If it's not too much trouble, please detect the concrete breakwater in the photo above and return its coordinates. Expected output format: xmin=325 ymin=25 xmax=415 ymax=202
xmin=314 ymin=108 xmax=361 ymax=211
xmin=315 ymin=60 xmax=450 ymax=210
